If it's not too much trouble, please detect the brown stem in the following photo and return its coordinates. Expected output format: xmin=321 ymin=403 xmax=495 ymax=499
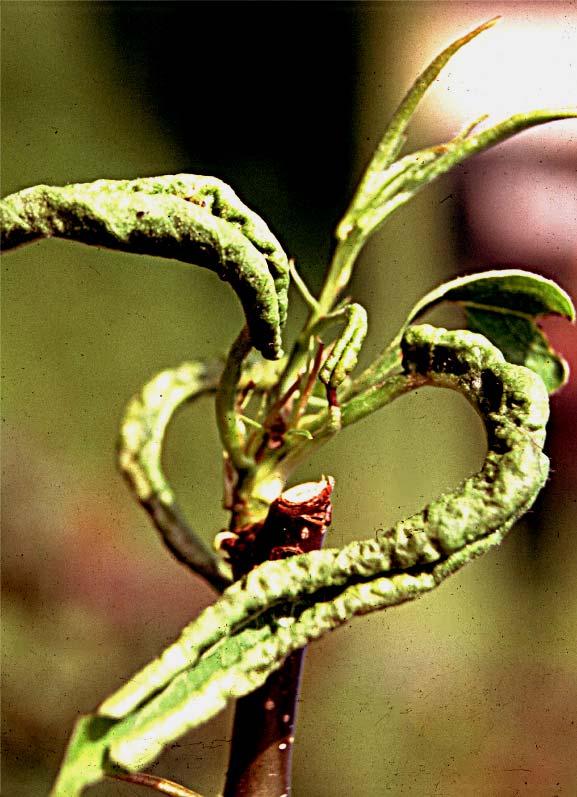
xmin=223 ymin=650 xmax=304 ymax=797
xmin=222 ymin=478 xmax=334 ymax=797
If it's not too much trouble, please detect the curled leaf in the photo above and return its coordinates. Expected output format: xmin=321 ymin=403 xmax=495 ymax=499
xmin=215 ymin=327 xmax=255 ymax=472
xmin=408 ymin=269 xmax=574 ymax=393
xmin=412 ymin=270 xmax=574 ymax=393
xmin=50 ymin=326 xmax=548 ymax=793
xmin=353 ymin=269 xmax=574 ymax=395
xmin=118 ymin=359 xmax=231 ymax=591
xmin=464 ymin=308 xmax=567 ymax=394
xmin=318 ymin=303 xmax=368 ymax=389
xmin=103 ymin=326 xmax=549 ymax=718
xmin=0 ymin=175 xmax=289 ymax=359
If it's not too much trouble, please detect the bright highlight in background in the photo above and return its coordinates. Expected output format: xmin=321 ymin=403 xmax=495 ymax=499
xmin=393 ymin=4 xmax=577 ymax=269
xmin=405 ymin=4 xmax=577 ymax=143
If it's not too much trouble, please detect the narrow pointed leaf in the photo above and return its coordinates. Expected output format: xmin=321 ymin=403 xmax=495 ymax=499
xmin=50 ymin=715 xmax=128 ymax=797
xmin=351 ymin=109 xmax=577 ymax=244
xmin=331 ymin=14 xmax=575 ymax=309
xmin=343 ymin=17 xmax=500 ymax=228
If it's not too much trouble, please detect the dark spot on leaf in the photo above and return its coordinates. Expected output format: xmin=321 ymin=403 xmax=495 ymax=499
xmin=479 ymin=368 xmax=503 ymax=414
xmin=431 ymin=345 xmax=469 ymax=376
xmin=402 ymin=341 xmax=429 ymax=374
xmin=484 ymin=417 xmax=510 ymax=453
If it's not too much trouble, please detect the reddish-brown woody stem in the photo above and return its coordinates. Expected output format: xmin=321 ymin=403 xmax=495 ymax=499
xmin=222 ymin=478 xmax=334 ymax=797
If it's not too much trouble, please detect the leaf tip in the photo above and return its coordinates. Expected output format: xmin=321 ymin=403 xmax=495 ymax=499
xmin=482 ymin=15 xmax=502 ymax=31
xmin=462 ymin=16 xmax=501 ymax=45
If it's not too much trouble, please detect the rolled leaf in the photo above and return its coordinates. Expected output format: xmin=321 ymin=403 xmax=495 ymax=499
xmin=52 ymin=325 xmax=550 ymax=794
xmin=0 ymin=175 xmax=289 ymax=359
xmin=312 ymin=303 xmax=368 ymax=388
xmin=354 ymin=269 xmax=574 ymax=394
xmin=118 ymin=360 xmax=231 ymax=590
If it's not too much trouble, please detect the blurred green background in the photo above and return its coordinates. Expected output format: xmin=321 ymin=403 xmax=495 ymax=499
xmin=2 ymin=3 xmax=576 ymax=795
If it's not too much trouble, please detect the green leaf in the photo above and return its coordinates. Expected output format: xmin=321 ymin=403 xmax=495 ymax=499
xmin=341 ymin=108 xmax=577 ymax=247
xmin=350 ymin=269 xmax=574 ymax=397
xmin=53 ymin=326 xmax=551 ymax=793
xmin=408 ymin=269 xmax=575 ymax=393
xmin=342 ymin=16 xmax=500 ymax=227
xmin=50 ymin=715 xmax=125 ymax=796
xmin=50 ymin=627 xmax=274 ymax=795
xmin=312 ymin=302 xmax=368 ymax=388
xmin=118 ymin=359 xmax=231 ymax=590
xmin=327 ymin=15 xmax=576 ymax=311
xmin=0 ymin=174 xmax=290 ymax=359
xmin=409 ymin=268 xmax=575 ymax=321
xmin=215 ymin=327 xmax=255 ymax=472
xmin=464 ymin=308 xmax=568 ymax=394
xmin=107 ymin=626 xmax=272 ymax=770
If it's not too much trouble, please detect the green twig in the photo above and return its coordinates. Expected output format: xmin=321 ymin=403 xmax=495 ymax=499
xmin=216 ymin=327 xmax=255 ymax=473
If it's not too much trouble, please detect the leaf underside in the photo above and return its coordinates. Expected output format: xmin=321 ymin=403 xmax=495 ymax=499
xmin=410 ymin=269 xmax=574 ymax=393
xmin=465 ymin=307 xmax=567 ymax=394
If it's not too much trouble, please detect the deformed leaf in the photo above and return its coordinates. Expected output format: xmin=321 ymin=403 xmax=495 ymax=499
xmin=120 ymin=361 xmax=221 ymax=506
xmin=352 ymin=269 xmax=574 ymax=394
xmin=215 ymin=327 xmax=256 ymax=472
xmin=53 ymin=325 xmax=551 ymax=793
xmin=314 ymin=303 xmax=368 ymax=388
xmin=465 ymin=307 xmax=568 ymax=394
xmin=118 ymin=359 xmax=231 ymax=590
xmin=0 ymin=174 xmax=290 ymax=359
xmin=50 ymin=629 xmax=271 ymax=796
xmin=407 ymin=269 xmax=575 ymax=393
xmin=108 ymin=626 xmax=272 ymax=770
